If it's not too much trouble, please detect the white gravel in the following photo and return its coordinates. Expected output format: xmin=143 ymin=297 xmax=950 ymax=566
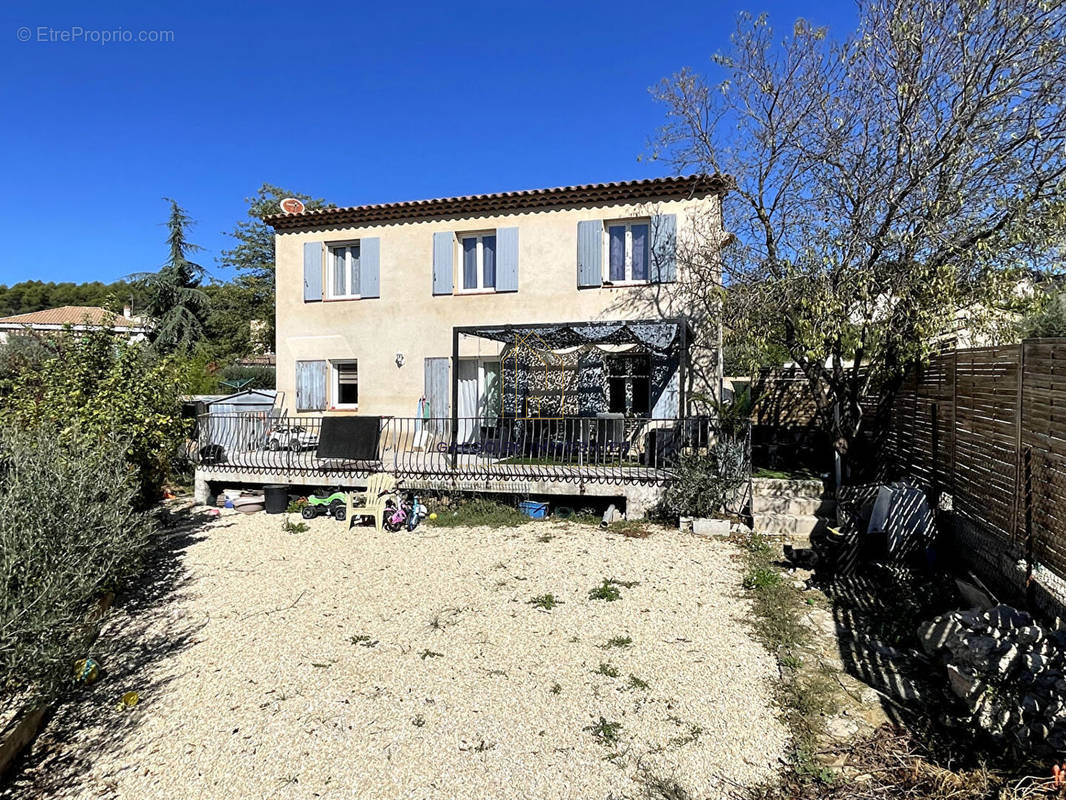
xmin=9 ymin=510 xmax=787 ymax=800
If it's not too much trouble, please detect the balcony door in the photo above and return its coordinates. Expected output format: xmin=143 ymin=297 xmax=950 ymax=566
xmin=457 ymin=358 xmax=501 ymax=443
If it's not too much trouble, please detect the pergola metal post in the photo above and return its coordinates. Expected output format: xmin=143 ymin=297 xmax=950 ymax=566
xmin=678 ymin=318 xmax=688 ymax=421
xmin=450 ymin=327 xmax=460 ymax=470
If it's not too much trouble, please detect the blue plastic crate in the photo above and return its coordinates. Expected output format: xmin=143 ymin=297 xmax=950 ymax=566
xmin=519 ymin=500 xmax=549 ymax=519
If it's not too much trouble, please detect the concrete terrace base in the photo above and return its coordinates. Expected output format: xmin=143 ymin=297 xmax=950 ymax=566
xmin=195 ymin=469 xmax=665 ymax=519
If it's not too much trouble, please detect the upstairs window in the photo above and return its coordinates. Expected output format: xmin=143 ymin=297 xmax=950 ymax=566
xmin=330 ymin=359 xmax=359 ymax=408
xmin=606 ymin=221 xmax=649 ymax=283
xmin=461 ymin=233 xmax=496 ymax=292
xmin=328 ymin=243 xmax=361 ymax=299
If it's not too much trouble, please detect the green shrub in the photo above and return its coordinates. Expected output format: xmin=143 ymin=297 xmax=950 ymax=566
xmin=1022 ymin=291 xmax=1066 ymax=338
xmin=0 ymin=332 xmax=60 ymax=389
xmin=0 ymin=330 xmax=188 ymax=505
xmin=653 ymin=441 xmax=749 ymax=522
xmin=0 ymin=425 xmax=155 ymax=704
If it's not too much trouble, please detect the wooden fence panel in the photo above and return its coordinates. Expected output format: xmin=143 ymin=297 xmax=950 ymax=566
xmin=886 ymin=340 xmax=1066 ymax=609
xmin=1020 ymin=342 xmax=1066 ymax=580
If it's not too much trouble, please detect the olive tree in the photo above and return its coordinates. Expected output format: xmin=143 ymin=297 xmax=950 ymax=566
xmin=650 ymin=0 xmax=1066 ymax=469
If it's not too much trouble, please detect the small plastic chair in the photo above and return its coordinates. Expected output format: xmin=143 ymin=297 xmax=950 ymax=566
xmin=346 ymin=473 xmax=397 ymax=531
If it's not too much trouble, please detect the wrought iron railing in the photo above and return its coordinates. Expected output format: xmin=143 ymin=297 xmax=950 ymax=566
xmin=195 ymin=413 xmax=750 ymax=487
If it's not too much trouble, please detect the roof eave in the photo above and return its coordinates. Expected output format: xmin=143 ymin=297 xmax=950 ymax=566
xmin=265 ymin=174 xmax=731 ymax=232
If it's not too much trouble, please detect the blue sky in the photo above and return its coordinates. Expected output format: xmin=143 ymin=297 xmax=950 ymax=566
xmin=0 ymin=0 xmax=857 ymax=286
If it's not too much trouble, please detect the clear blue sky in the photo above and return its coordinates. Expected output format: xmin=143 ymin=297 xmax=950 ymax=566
xmin=0 ymin=0 xmax=857 ymax=286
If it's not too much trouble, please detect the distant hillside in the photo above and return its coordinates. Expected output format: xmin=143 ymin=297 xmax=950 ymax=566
xmin=0 ymin=280 xmax=148 ymax=317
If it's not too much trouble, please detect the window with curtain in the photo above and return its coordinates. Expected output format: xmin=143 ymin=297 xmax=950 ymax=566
xmin=460 ymin=233 xmax=496 ymax=291
xmin=327 ymin=243 xmax=361 ymax=299
xmin=606 ymin=221 xmax=649 ymax=283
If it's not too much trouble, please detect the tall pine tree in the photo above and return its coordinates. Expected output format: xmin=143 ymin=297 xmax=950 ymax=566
xmin=136 ymin=199 xmax=209 ymax=354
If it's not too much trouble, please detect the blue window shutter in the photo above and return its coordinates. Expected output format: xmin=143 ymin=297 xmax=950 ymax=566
xmin=360 ymin=237 xmax=380 ymax=298
xmin=496 ymin=227 xmax=519 ymax=292
xmin=424 ymin=357 xmax=449 ymax=435
xmin=577 ymin=220 xmax=602 ymax=287
xmin=303 ymin=242 xmax=322 ymax=302
xmin=432 ymin=232 xmax=453 ymax=295
xmin=650 ymin=214 xmax=677 ymax=283
xmin=296 ymin=360 xmax=326 ymax=411
xmin=652 ymin=369 xmax=679 ymax=419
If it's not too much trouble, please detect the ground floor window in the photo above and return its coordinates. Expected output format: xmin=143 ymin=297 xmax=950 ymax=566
xmin=330 ymin=360 xmax=358 ymax=408
xmin=606 ymin=354 xmax=651 ymax=415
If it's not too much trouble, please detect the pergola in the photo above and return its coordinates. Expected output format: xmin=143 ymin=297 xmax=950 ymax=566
xmin=449 ymin=317 xmax=692 ymax=453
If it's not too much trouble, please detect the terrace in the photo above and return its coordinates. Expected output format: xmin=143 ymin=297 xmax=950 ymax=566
xmin=194 ymin=319 xmax=748 ymax=515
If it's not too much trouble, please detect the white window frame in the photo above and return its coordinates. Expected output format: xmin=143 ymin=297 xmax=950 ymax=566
xmin=327 ymin=242 xmax=361 ymax=300
xmin=329 ymin=359 xmax=359 ymax=410
xmin=603 ymin=220 xmax=651 ymax=285
xmin=457 ymin=232 xmax=497 ymax=294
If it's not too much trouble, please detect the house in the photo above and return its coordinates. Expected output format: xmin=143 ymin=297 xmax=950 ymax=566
xmin=267 ymin=175 xmax=728 ymax=426
xmin=0 ymin=305 xmax=147 ymax=343
xmin=194 ymin=175 xmax=736 ymax=515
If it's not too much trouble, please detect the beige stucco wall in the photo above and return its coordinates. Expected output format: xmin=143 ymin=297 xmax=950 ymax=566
xmin=274 ymin=193 xmax=723 ymax=418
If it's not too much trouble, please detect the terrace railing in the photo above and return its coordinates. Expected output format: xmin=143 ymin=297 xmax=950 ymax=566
xmin=195 ymin=413 xmax=750 ymax=488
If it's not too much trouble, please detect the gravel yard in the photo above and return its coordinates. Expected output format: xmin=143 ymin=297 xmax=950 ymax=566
xmin=7 ymin=508 xmax=787 ymax=800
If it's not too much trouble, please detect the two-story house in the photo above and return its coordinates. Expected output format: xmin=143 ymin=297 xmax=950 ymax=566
xmin=268 ymin=175 xmax=727 ymax=437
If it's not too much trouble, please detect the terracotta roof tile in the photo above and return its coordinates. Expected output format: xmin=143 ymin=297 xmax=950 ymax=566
xmin=0 ymin=306 xmax=143 ymax=329
xmin=265 ymin=174 xmax=730 ymax=231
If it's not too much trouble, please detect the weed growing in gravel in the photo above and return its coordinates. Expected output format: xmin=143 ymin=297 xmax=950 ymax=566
xmin=286 ymin=499 xmax=307 ymax=514
xmin=537 ymin=532 xmax=553 ymax=543
xmin=460 ymin=739 xmax=496 ymax=753
xmin=733 ymin=530 xmax=840 ymax=788
xmin=600 ymin=635 xmax=633 ymax=649
xmin=585 ymin=716 xmax=622 ymax=747
xmin=568 ymin=635 xmax=581 ymax=643
xmin=588 ymin=578 xmax=639 ymax=601
xmin=282 ymin=516 xmax=309 ymax=534
xmin=743 ymin=567 xmax=781 ymax=591
xmin=669 ymin=721 xmax=704 ymax=747
xmin=528 ymin=593 xmax=562 ymax=610
xmin=428 ymin=497 xmax=531 ymax=528
xmin=588 ymin=580 xmax=621 ymax=601
xmin=627 ymin=674 xmax=649 ymax=691
xmin=550 ymin=682 xmax=562 ymax=694
xmin=595 ymin=662 xmax=620 ymax=678
xmin=412 ymin=714 xmax=426 ymax=727
xmin=349 ymin=634 xmax=378 ymax=648
xmin=637 ymin=771 xmax=692 ymax=800
xmin=419 ymin=649 xmax=443 ymax=660
xmin=428 ymin=614 xmax=444 ymax=630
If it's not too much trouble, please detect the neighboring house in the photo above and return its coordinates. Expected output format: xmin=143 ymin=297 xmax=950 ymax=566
xmin=0 ymin=305 xmax=147 ymax=343
xmin=267 ymin=175 xmax=728 ymax=429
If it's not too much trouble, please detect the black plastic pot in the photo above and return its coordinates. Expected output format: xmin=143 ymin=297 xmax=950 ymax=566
xmin=264 ymin=484 xmax=289 ymax=515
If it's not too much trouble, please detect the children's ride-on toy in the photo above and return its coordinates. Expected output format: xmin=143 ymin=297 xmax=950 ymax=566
xmin=301 ymin=489 xmax=348 ymax=521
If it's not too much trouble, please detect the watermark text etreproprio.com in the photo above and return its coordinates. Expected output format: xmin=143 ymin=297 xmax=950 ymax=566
xmin=16 ymin=26 xmax=175 ymax=44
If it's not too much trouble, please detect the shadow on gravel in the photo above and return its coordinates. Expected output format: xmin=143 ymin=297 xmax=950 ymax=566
xmin=0 ymin=506 xmax=217 ymax=799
